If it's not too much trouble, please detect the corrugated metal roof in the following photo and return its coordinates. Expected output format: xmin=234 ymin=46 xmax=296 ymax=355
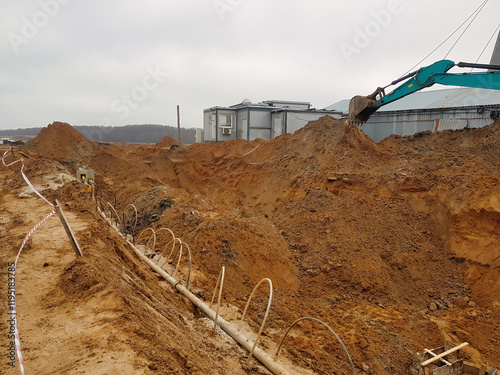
xmin=326 ymin=87 xmax=500 ymax=113
xmin=325 ymin=99 xmax=350 ymax=113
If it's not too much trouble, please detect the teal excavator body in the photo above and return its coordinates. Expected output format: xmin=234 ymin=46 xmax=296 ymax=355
xmin=349 ymin=60 xmax=500 ymax=123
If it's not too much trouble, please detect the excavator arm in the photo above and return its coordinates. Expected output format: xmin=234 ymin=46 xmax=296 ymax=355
xmin=348 ymin=59 xmax=500 ymax=123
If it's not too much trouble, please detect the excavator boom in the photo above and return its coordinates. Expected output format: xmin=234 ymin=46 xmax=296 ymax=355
xmin=349 ymin=60 xmax=500 ymax=124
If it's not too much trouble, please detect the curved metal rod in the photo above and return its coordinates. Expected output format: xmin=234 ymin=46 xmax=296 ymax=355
xmin=97 ymin=196 xmax=107 ymax=213
xmin=240 ymin=278 xmax=273 ymax=365
xmin=122 ymin=212 xmax=130 ymax=227
xmin=129 ymin=242 xmax=292 ymax=375
xmin=273 ymin=316 xmax=356 ymax=375
xmin=106 ymin=202 xmax=122 ymax=227
xmin=156 ymin=239 xmax=184 ymax=278
xmin=181 ymin=242 xmax=192 ymax=290
xmin=96 ymin=196 xmax=103 ymax=211
xmin=158 ymin=237 xmax=182 ymax=268
xmin=136 ymin=228 xmax=156 ymax=255
xmin=165 ymin=237 xmax=182 ymax=263
xmin=107 ymin=202 xmax=120 ymax=226
xmin=145 ymin=232 xmax=157 ymax=259
xmin=210 ymin=266 xmax=225 ymax=332
xmin=124 ymin=203 xmax=138 ymax=242
xmin=136 ymin=228 xmax=155 ymax=244
xmin=153 ymin=233 xmax=192 ymax=289
xmin=107 ymin=203 xmax=114 ymax=222
xmin=155 ymin=227 xmax=176 ymax=251
xmin=121 ymin=211 xmax=132 ymax=241
xmin=99 ymin=198 xmax=112 ymax=221
xmin=155 ymin=228 xmax=176 ymax=262
xmin=170 ymin=242 xmax=183 ymax=279
xmin=155 ymin=227 xmax=175 ymax=237
xmin=100 ymin=193 xmax=111 ymax=206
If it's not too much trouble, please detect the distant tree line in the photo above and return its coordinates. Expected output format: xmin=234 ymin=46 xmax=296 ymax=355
xmin=0 ymin=124 xmax=199 ymax=144
xmin=0 ymin=127 xmax=43 ymax=136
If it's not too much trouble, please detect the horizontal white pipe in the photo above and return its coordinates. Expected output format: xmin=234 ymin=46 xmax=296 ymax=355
xmin=127 ymin=240 xmax=291 ymax=375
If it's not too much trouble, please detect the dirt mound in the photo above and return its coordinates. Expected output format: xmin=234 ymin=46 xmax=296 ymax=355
xmin=24 ymin=121 xmax=97 ymax=162
xmin=239 ymin=116 xmax=381 ymax=166
xmin=292 ymin=115 xmax=379 ymax=151
xmin=4 ymin=116 xmax=500 ymax=374
xmin=156 ymin=135 xmax=181 ymax=147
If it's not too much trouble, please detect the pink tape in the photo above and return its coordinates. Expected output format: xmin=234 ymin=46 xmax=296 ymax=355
xmin=3 ymin=147 xmax=59 ymax=373
xmin=2 ymin=148 xmax=54 ymax=208
xmin=11 ymin=209 xmax=57 ymax=374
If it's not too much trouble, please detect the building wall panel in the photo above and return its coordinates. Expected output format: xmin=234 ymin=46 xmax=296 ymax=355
xmin=363 ymin=109 xmax=497 ymax=142
xmin=203 ymin=110 xmax=216 ymax=142
xmin=249 ymin=128 xmax=272 ymax=140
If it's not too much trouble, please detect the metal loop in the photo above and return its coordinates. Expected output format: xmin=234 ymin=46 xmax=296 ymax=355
xmin=210 ymin=266 xmax=225 ymax=332
xmin=274 ymin=316 xmax=356 ymax=375
xmin=240 ymin=278 xmax=273 ymax=365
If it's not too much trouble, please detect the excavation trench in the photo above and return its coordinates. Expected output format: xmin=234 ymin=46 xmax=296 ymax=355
xmin=127 ymin=239 xmax=292 ymax=375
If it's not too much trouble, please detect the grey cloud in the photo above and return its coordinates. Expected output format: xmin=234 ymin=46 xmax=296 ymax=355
xmin=1 ymin=0 xmax=498 ymax=130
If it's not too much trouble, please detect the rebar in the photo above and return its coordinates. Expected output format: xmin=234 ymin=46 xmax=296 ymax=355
xmin=274 ymin=316 xmax=356 ymax=375
xmin=240 ymin=278 xmax=273 ymax=365
xmin=210 ymin=266 xmax=225 ymax=332
xmin=128 ymin=241 xmax=291 ymax=375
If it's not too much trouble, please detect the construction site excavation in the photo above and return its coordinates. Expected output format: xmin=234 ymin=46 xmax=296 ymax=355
xmin=1 ymin=117 xmax=500 ymax=375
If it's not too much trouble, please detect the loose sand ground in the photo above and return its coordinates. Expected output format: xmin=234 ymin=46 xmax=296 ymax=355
xmin=1 ymin=118 xmax=499 ymax=374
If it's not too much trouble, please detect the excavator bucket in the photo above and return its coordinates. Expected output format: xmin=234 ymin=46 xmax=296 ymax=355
xmin=348 ymin=95 xmax=379 ymax=124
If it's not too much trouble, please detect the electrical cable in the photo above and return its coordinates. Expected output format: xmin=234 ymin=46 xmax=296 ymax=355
xmin=443 ymin=0 xmax=489 ymax=59
xmin=469 ymin=23 xmax=500 ymax=72
xmin=400 ymin=0 xmax=488 ymax=77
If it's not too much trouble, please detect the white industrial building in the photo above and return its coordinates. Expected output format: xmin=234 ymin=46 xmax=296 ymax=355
xmin=328 ymin=31 xmax=500 ymax=142
xmin=204 ymin=33 xmax=500 ymax=143
xmin=327 ymin=87 xmax=500 ymax=142
xmin=203 ymin=100 xmax=342 ymax=142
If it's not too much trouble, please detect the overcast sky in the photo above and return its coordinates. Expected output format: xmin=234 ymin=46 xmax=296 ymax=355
xmin=1 ymin=0 xmax=499 ymax=130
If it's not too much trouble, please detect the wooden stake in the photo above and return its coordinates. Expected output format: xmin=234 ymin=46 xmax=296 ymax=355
xmin=420 ymin=342 xmax=469 ymax=367
xmin=54 ymin=199 xmax=83 ymax=257
xmin=424 ymin=349 xmax=452 ymax=366
xmin=177 ymin=104 xmax=181 ymax=144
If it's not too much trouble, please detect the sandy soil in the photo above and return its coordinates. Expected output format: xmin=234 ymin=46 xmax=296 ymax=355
xmin=1 ymin=118 xmax=499 ymax=374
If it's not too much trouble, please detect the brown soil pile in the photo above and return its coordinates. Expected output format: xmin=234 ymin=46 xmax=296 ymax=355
xmin=156 ymin=135 xmax=181 ymax=147
xmin=2 ymin=117 xmax=500 ymax=374
xmin=23 ymin=121 xmax=98 ymax=162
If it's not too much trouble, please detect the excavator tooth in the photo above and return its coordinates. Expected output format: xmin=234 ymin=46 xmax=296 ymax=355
xmin=347 ymin=119 xmax=364 ymax=127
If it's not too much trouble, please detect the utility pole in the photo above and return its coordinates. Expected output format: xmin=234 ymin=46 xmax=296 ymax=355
xmin=177 ymin=105 xmax=181 ymax=144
